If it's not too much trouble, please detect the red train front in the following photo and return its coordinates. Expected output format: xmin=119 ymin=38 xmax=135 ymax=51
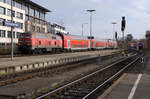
xmin=18 ymin=32 xmax=62 ymax=53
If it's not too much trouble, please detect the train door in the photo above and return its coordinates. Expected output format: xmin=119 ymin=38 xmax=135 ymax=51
xmin=93 ymin=41 xmax=96 ymax=49
xmin=67 ymin=40 xmax=70 ymax=49
xmin=88 ymin=41 xmax=91 ymax=49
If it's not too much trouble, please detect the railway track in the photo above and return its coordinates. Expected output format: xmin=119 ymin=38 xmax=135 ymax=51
xmin=36 ymin=54 xmax=141 ymax=99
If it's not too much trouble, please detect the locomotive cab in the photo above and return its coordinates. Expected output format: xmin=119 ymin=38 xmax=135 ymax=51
xmin=18 ymin=32 xmax=32 ymax=53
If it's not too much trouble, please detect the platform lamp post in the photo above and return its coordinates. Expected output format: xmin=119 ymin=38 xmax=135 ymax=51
xmin=87 ymin=10 xmax=96 ymax=49
xmin=86 ymin=10 xmax=96 ymax=37
xmin=82 ymin=23 xmax=88 ymax=36
xmin=111 ymin=22 xmax=117 ymax=41
xmin=11 ymin=0 xmax=14 ymax=60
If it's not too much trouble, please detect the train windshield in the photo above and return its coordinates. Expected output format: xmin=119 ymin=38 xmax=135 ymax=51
xmin=20 ymin=33 xmax=25 ymax=38
xmin=25 ymin=33 xmax=31 ymax=38
xmin=20 ymin=33 xmax=31 ymax=38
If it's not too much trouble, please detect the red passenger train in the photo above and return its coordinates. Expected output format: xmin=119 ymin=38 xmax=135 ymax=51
xmin=18 ymin=32 xmax=117 ymax=54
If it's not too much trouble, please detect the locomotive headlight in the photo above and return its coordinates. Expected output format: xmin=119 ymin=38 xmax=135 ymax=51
xmin=26 ymin=40 xmax=30 ymax=45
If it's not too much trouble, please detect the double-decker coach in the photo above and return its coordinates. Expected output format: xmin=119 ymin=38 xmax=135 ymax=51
xmin=57 ymin=33 xmax=89 ymax=51
xmin=95 ymin=39 xmax=107 ymax=49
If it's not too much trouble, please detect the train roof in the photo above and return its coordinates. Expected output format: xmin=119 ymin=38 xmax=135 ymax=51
xmin=24 ymin=32 xmax=60 ymax=37
xmin=69 ymin=35 xmax=88 ymax=40
xmin=57 ymin=33 xmax=88 ymax=40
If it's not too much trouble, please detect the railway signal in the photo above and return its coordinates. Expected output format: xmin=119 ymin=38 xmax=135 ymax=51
xmin=121 ymin=16 xmax=126 ymax=48
xmin=121 ymin=16 xmax=126 ymax=32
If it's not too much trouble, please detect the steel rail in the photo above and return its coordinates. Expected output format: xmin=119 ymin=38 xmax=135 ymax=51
xmin=82 ymin=55 xmax=140 ymax=99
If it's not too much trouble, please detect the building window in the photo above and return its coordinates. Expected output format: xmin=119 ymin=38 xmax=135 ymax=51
xmin=0 ymin=6 xmax=5 ymax=15
xmin=25 ymin=5 xmax=29 ymax=14
xmin=6 ymin=0 xmax=11 ymax=5
xmin=40 ymin=12 xmax=45 ymax=20
xmin=35 ymin=9 xmax=40 ymax=18
xmin=29 ymin=7 xmax=34 ymax=16
xmin=0 ymin=30 xmax=5 ymax=37
xmin=21 ymin=3 xmax=25 ymax=10
xmin=7 ymin=9 xmax=15 ymax=17
xmin=41 ymin=28 xmax=45 ymax=32
xmin=16 ymin=12 xmax=23 ymax=19
xmin=25 ymin=15 xmax=29 ymax=21
xmin=15 ymin=1 xmax=22 ymax=9
xmin=16 ymin=32 xmax=22 ymax=38
xmin=7 ymin=31 xmax=11 ymax=38
xmin=40 ymin=20 xmax=46 ymax=25
xmin=0 ymin=18 xmax=5 ymax=26
xmin=30 ymin=25 xmax=35 ymax=32
xmin=37 ymin=26 xmax=40 ymax=32
xmin=7 ymin=31 xmax=15 ymax=38
xmin=29 ymin=16 xmax=34 ymax=22
xmin=0 ymin=0 xmax=5 ymax=3
xmin=12 ymin=0 xmax=15 ymax=6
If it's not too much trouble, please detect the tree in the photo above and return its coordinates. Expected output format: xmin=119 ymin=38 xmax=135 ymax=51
xmin=126 ymin=34 xmax=133 ymax=42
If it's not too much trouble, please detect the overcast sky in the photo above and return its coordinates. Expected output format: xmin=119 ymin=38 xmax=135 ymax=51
xmin=32 ymin=0 xmax=150 ymax=39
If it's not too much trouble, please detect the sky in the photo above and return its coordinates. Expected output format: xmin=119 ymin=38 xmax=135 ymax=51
xmin=32 ymin=0 xmax=150 ymax=39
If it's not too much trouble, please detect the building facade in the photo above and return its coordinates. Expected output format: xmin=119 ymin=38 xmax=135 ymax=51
xmin=146 ymin=31 xmax=150 ymax=50
xmin=0 ymin=0 xmax=50 ymax=46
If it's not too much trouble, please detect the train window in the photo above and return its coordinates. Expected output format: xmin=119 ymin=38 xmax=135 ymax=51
xmin=25 ymin=33 xmax=30 ymax=38
xmin=20 ymin=33 xmax=24 ymax=38
xmin=55 ymin=41 xmax=56 ymax=46
xmin=49 ymin=41 xmax=51 ymax=45
xmin=52 ymin=36 xmax=56 ymax=39
xmin=88 ymin=36 xmax=94 ymax=39
xmin=39 ymin=41 xmax=41 ymax=45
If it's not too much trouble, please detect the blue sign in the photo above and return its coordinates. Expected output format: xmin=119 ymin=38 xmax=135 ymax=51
xmin=4 ymin=21 xmax=20 ymax=28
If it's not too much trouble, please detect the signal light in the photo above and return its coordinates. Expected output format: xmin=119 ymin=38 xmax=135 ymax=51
xmin=121 ymin=16 xmax=126 ymax=31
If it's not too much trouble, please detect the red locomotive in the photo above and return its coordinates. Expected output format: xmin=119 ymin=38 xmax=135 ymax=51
xmin=18 ymin=32 xmax=117 ymax=54
xmin=19 ymin=32 xmax=62 ymax=54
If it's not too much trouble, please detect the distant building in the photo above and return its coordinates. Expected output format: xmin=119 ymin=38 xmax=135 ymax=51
xmin=0 ymin=0 xmax=50 ymax=45
xmin=46 ymin=23 xmax=68 ymax=34
xmin=146 ymin=31 xmax=150 ymax=50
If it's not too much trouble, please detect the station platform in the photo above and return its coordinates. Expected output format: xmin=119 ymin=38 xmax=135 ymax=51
xmin=0 ymin=50 xmax=120 ymax=75
xmin=99 ymin=56 xmax=150 ymax=99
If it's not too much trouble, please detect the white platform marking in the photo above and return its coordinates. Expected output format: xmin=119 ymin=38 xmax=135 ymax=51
xmin=128 ymin=74 xmax=142 ymax=99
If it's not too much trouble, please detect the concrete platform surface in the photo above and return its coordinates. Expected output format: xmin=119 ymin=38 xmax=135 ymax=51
xmin=100 ymin=57 xmax=150 ymax=99
xmin=0 ymin=50 xmax=119 ymax=68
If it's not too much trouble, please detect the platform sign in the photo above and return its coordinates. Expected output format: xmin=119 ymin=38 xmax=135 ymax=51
xmin=4 ymin=21 xmax=20 ymax=28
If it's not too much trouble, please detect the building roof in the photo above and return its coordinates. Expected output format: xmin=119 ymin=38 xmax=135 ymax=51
xmin=23 ymin=0 xmax=51 ymax=12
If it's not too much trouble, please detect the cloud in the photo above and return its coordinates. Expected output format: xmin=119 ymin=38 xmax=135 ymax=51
xmin=32 ymin=0 xmax=149 ymax=39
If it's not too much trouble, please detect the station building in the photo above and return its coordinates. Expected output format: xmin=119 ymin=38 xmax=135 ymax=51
xmin=0 ymin=0 xmax=50 ymax=45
